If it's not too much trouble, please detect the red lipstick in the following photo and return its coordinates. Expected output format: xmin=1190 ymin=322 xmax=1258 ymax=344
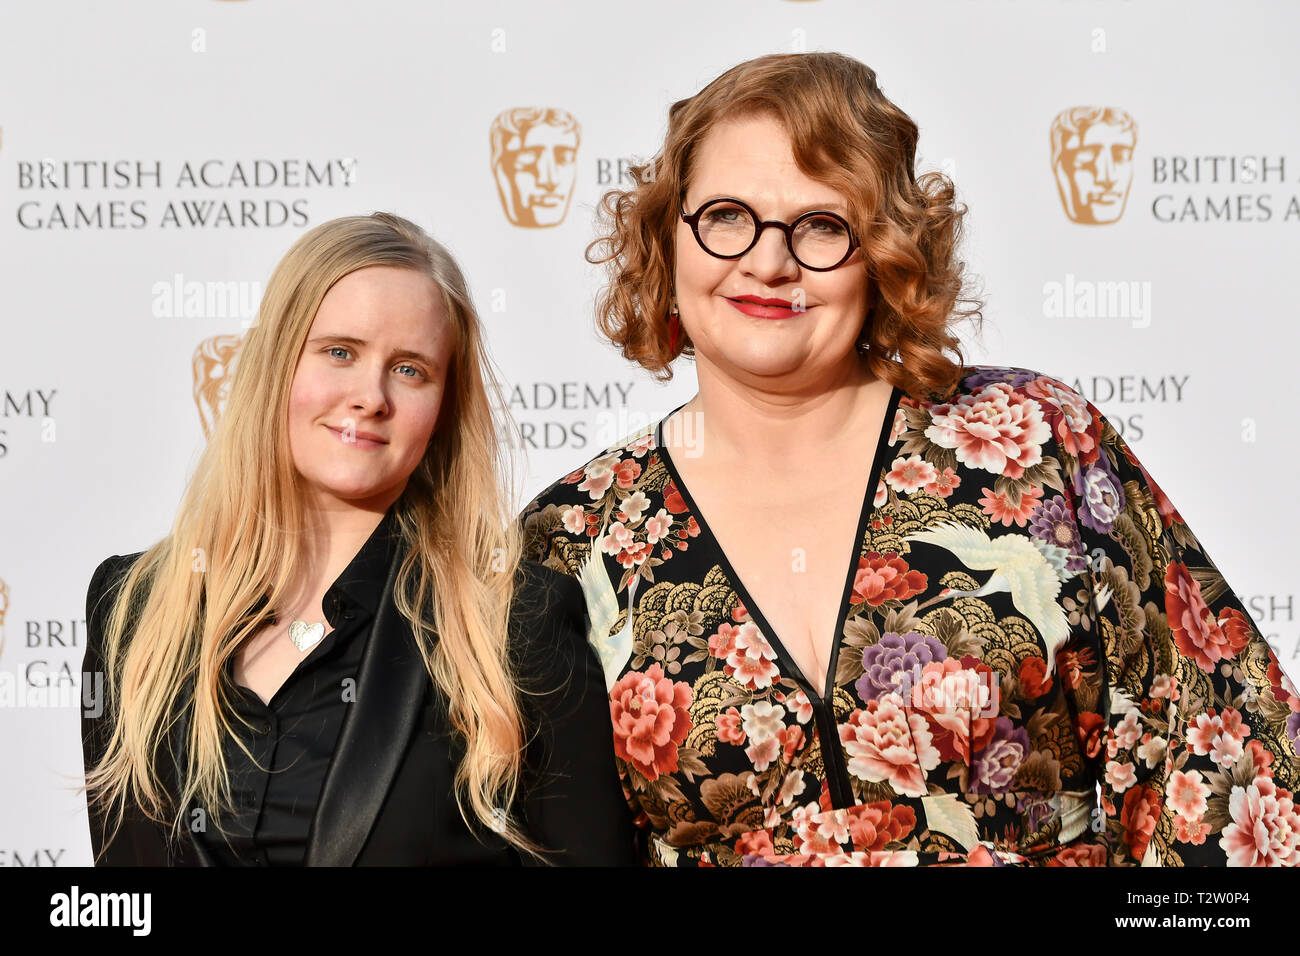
xmin=726 ymin=294 xmax=804 ymax=319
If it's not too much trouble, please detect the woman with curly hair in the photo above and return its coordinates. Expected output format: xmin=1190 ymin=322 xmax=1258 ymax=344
xmin=522 ymin=52 xmax=1300 ymax=866
xmin=82 ymin=212 xmax=634 ymax=865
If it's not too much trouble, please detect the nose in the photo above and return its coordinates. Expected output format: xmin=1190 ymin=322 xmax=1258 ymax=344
xmin=739 ymin=223 xmax=799 ymax=284
xmin=1094 ymin=150 xmax=1116 ymax=188
xmin=535 ymin=149 xmax=557 ymax=189
xmin=350 ymin=362 xmax=391 ymax=419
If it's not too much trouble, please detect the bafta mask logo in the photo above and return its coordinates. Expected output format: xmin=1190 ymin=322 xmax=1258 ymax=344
xmin=193 ymin=334 xmax=244 ymax=439
xmin=490 ymin=107 xmax=581 ymax=228
xmin=1051 ymin=107 xmax=1138 ymax=225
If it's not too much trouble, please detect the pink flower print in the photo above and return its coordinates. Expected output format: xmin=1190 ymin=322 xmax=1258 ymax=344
xmin=780 ymin=724 xmax=805 ymax=763
xmin=599 ymin=520 xmax=652 ymax=568
xmin=1220 ymin=777 xmax=1300 ymax=866
xmin=838 ymin=694 xmax=940 ymax=798
xmin=850 ymin=552 xmax=927 ymax=606
xmin=1104 ymin=760 xmax=1137 ymax=793
xmin=708 ymin=621 xmax=741 ymax=661
xmin=599 ymin=521 xmax=634 ymax=557
xmin=1166 ymin=562 xmax=1251 ymax=673
xmin=924 ymin=381 xmax=1050 ymax=479
xmin=1113 ymin=711 xmax=1142 ymax=751
xmin=644 ymin=508 xmax=671 ymax=544
xmin=1186 ymin=708 xmax=1251 ymax=770
xmin=786 ymin=689 xmax=814 ymax=724
xmin=746 ymin=738 xmax=781 ymax=773
xmin=813 ymin=809 xmax=851 ymax=847
xmin=608 ymin=663 xmax=693 ymax=781
xmin=726 ymin=623 xmax=781 ymax=690
xmin=1150 ymin=674 xmax=1180 ymax=701
xmin=615 ymin=541 xmax=651 ymax=569
xmin=910 ymin=658 xmax=999 ymax=763
xmin=735 ymin=829 xmax=775 ymax=858
xmin=561 ymin=505 xmax=586 ymax=535
xmin=1136 ymin=733 xmax=1167 ymax=768
xmin=612 ymin=458 xmax=642 ymax=490
xmin=624 ymin=433 xmax=655 ymax=457
xmin=1175 ymin=816 xmax=1212 ymax=845
xmin=924 ymin=467 xmax=960 ymax=498
xmin=716 ymin=706 xmax=746 ymax=746
xmin=662 ymin=478 xmax=688 ymax=514
xmin=779 ymin=769 xmax=807 ymax=806
xmin=577 ymin=452 xmax=621 ymax=500
xmin=617 ymin=491 xmax=650 ymax=523
xmin=978 ymin=484 xmax=1044 ymax=527
xmin=885 ymin=455 xmax=938 ymax=494
xmin=741 ymin=701 xmax=786 ymax=772
xmin=1024 ymin=375 xmax=1099 ymax=465
xmin=792 ymin=802 xmax=844 ymax=856
xmin=1167 ymin=769 xmax=1210 ymax=822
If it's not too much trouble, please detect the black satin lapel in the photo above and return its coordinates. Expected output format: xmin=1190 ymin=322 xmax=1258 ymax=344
xmin=304 ymin=547 xmax=425 ymax=866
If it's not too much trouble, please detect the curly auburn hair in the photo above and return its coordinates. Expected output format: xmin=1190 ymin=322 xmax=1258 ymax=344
xmin=585 ymin=52 xmax=984 ymax=403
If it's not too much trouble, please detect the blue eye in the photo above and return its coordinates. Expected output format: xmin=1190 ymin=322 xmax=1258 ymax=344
xmin=325 ymin=346 xmax=425 ymax=380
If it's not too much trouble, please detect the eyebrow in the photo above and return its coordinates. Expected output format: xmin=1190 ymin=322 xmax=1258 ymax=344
xmin=308 ymin=335 xmax=439 ymax=369
xmin=690 ymin=193 xmax=850 ymax=216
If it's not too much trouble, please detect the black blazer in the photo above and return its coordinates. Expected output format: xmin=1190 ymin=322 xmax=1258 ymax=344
xmin=81 ymin=548 xmax=637 ymax=866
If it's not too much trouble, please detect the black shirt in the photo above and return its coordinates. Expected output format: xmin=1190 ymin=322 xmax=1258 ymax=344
xmin=83 ymin=514 xmax=638 ymax=866
xmin=197 ymin=507 xmax=400 ymax=866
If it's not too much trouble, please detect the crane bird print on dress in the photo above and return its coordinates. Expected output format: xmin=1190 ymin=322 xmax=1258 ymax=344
xmin=577 ymin=523 xmax=639 ymax=691
xmin=903 ymin=520 xmax=1073 ymax=679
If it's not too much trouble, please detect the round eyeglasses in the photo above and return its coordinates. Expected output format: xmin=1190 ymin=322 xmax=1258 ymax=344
xmin=680 ymin=197 xmax=860 ymax=271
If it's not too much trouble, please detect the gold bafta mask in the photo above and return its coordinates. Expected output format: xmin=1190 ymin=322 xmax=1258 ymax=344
xmin=1051 ymin=107 xmax=1138 ymax=225
xmin=192 ymin=334 xmax=244 ymax=439
xmin=490 ymin=107 xmax=581 ymax=228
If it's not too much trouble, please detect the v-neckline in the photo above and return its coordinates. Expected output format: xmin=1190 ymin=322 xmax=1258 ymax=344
xmin=230 ymin=620 xmax=340 ymax=709
xmin=653 ymin=383 xmax=903 ymax=703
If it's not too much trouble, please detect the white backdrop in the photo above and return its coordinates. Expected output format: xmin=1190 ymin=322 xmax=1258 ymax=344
xmin=1 ymin=0 xmax=1296 ymax=866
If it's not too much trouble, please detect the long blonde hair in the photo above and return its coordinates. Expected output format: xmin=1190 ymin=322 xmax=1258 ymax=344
xmin=84 ymin=212 xmax=539 ymax=856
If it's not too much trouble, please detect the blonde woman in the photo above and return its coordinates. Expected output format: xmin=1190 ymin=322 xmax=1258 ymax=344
xmin=82 ymin=212 xmax=635 ymax=866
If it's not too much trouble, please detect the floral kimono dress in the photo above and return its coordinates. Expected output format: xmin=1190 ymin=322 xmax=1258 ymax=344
xmin=520 ymin=364 xmax=1300 ymax=867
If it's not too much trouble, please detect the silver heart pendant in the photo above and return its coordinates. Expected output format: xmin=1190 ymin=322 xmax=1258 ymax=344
xmin=288 ymin=620 xmax=325 ymax=652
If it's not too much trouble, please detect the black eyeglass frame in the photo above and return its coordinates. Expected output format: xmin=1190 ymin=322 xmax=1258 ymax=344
xmin=679 ymin=196 xmax=861 ymax=272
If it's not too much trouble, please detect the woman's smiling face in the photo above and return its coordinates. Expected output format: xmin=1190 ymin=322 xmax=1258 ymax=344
xmin=674 ymin=112 xmax=871 ymax=388
xmin=286 ymin=265 xmax=454 ymax=512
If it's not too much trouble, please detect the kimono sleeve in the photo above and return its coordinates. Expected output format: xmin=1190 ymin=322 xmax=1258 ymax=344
xmin=1045 ymin=380 xmax=1300 ymax=866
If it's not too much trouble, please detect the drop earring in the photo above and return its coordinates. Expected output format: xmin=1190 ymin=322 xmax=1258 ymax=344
xmin=668 ymin=299 xmax=681 ymax=352
xmin=856 ymin=312 xmax=873 ymax=353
